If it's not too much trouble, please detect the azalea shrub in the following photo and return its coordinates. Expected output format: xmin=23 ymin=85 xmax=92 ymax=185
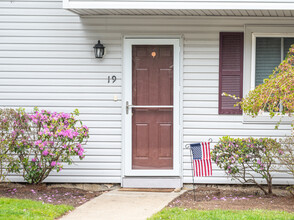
xmin=211 ymin=136 xmax=282 ymax=195
xmin=0 ymin=108 xmax=20 ymax=181
xmin=278 ymin=137 xmax=294 ymax=196
xmin=10 ymin=108 xmax=89 ymax=184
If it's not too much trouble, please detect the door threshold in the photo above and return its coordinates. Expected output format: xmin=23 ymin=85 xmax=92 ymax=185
xmin=122 ymin=177 xmax=182 ymax=188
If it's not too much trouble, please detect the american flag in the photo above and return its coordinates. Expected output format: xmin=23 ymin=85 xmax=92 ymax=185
xmin=190 ymin=142 xmax=212 ymax=177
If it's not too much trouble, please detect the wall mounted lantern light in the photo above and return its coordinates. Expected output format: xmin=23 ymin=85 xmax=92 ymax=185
xmin=93 ymin=40 xmax=105 ymax=59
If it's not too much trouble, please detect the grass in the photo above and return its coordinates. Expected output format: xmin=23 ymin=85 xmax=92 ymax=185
xmin=149 ymin=208 xmax=294 ymax=220
xmin=0 ymin=197 xmax=74 ymax=220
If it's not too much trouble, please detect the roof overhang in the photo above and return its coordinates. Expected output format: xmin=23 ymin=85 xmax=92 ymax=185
xmin=63 ymin=0 xmax=294 ymax=16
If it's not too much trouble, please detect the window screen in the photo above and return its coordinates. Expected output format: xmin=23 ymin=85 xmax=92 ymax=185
xmin=255 ymin=38 xmax=281 ymax=86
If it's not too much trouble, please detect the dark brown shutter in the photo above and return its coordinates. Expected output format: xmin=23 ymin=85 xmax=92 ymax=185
xmin=219 ymin=32 xmax=243 ymax=115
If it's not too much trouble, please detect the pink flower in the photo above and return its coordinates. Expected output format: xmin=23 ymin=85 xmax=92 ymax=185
xmin=51 ymin=161 xmax=56 ymax=167
xmin=82 ymin=125 xmax=88 ymax=130
xmin=73 ymin=131 xmax=79 ymax=137
xmin=42 ymin=150 xmax=49 ymax=156
xmin=31 ymin=158 xmax=37 ymax=162
xmin=34 ymin=140 xmax=42 ymax=146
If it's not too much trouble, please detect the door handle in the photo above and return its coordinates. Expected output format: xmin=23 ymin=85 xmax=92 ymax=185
xmin=126 ymin=101 xmax=173 ymax=114
xmin=126 ymin=101 xmax=130 ymax=114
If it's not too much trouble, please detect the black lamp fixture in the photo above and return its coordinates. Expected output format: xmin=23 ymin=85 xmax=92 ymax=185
xmin=93 ymin=40 xmax=105 ymax=59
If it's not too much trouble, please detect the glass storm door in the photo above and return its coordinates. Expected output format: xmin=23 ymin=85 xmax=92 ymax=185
xmin=131 ymin=45 xmax=174 ymax=170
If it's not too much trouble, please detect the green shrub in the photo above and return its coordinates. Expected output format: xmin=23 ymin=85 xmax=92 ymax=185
xmin=211 ymin=136 xmax=282 ymax=195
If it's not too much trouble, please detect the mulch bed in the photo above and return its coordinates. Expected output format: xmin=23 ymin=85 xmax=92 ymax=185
xmin=168 ymin=186 xmax=294 ymax=213
xmin=0 ymin=183 xmax=104 ymax=207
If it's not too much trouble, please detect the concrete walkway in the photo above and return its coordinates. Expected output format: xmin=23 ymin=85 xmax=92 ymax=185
xmin=61 ymin=189 xmax=185 ymax=220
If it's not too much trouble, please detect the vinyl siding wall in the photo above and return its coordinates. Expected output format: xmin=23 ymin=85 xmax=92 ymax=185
xmin=1 ymin=0 xmax=293 ymax=184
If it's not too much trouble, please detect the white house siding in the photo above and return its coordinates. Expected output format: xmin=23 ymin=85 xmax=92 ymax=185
xmin=0 ymin=0 xmax=293 ymax=184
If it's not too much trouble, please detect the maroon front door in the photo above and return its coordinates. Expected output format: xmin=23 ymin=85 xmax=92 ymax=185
xmin=132 ymin=45 xmax=173 ymax=169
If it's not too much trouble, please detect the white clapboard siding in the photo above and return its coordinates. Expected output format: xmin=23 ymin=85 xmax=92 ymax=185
xmin=1 ymin=0 xmax=293 ymax=184
xmin=0 ymin=86 xmax=122 ymax=93
xmin=0 ymin=0 xmax=123 ymax=183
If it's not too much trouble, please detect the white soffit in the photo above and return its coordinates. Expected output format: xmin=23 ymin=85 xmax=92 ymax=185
xmin=63 ymin=0 xmax=294 ymax=16
xmin=63 ymin=0 xmax=294 ymax=10
xmin=67 ymin=9 xmax=294 ymax=17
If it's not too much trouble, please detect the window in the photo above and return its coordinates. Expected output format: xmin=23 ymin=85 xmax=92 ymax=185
xmin=255 ymin=37 xmax=294 ymax=87
xmin=254 ymin=37 xmax=294 ymax=113
xmin=243 ymin=27 xmax=294 ymax=123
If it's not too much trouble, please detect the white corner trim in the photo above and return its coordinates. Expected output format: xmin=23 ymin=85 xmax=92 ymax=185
xmin=122 ymin=37 xmax=181 ymax=177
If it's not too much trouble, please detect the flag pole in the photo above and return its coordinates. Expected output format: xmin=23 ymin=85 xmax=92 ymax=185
xmin=189 ymin=145 xmax=196 ymax=201
xmin=187 ymin=140 xmax=213 ymax=202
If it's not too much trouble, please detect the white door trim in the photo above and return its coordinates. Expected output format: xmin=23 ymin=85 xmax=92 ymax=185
xmin=123 ymin=38 xmax=181 ymax=176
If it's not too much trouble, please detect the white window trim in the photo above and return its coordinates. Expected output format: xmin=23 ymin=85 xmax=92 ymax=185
xmin=243 ymin=26 xmax=294 ymax=124
xmin=122 ymin=37 xmax=182 ymax=176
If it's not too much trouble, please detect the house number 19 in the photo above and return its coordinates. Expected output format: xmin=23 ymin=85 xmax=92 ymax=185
xmin=108 ymin=76 xmax=117 ymax=83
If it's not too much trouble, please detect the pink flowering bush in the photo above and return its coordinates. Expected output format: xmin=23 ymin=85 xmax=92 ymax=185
xmin=0 ymin=108 xmax=20 ymax=181
xmin=278 ymin=137 xmax=294 ymax=196
xmin=10 ymin=108 xmax=89 ymax=184
xmin=211 ymin=136 xmax=282 ymax=195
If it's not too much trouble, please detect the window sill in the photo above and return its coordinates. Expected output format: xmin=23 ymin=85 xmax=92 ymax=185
xmin=243 ymin=114 xmax=292 ymax=124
